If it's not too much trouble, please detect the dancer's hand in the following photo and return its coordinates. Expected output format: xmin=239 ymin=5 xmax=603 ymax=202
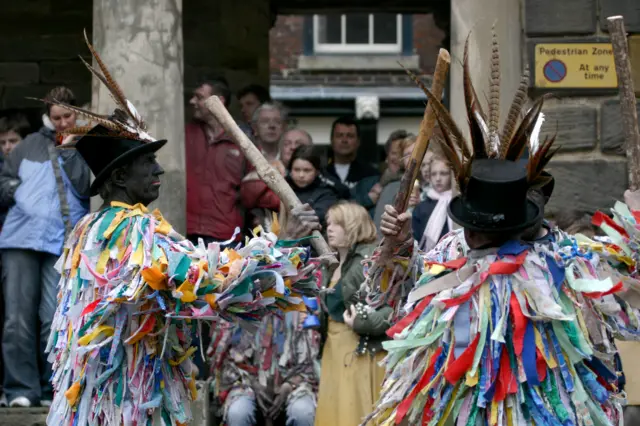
xmin=252 ymin=379 xmax=273 ymax=414
xmin=380 ymin=205 xmax=412 ymax=245
xmin=268 ymin=382 xmax=293 ymax=419
xmin=283 ymin=204 xmax=321 ymax=239
xmin=624 ymin=189 xmax=640 ymax=211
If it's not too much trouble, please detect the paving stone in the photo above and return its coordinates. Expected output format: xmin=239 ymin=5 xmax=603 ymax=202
xmin=0 ymin=407 xmax=48 ymax=426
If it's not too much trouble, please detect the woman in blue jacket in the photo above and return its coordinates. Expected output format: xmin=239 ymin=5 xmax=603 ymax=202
xmin=0 ymin=87 xmax=90 ymax=407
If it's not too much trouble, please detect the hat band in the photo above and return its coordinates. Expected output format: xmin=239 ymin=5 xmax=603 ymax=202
xmin=462 ymin=200 xmax=528 ymax=229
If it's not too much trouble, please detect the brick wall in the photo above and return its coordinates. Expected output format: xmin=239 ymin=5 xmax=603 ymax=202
xmin=412 ymin=14 xmax=447 ymax=73
xmin=270 ymin=16 xmax=304 ymax=73
xmin=269 ymin=14 xmax=446 ymax=84
xmin=0 ymin=1 xmax=92 ymax=125
xmin=524 ymin=0 xmax=640 ymax=215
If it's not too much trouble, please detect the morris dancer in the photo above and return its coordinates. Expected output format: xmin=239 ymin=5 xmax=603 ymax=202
xmin=362 ymin=35 xmax=632 ymax=425
xmin=44 ymin=35 xmax=319 ymax=426
xmin=211 ymin=207 xmax=322 ymax=426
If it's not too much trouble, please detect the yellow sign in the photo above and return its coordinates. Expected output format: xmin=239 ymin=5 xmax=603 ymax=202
xmin=534 ymin=43 xmax=618 ymax=89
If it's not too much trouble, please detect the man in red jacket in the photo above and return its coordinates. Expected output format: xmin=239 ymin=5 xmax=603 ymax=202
xmin=185 ymin=78 xmax=246 ymax=245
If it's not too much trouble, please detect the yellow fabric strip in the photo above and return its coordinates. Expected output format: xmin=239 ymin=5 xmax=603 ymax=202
xmin=177 ymin=280 xmax=196 ymax=303
xmin=169 ymin=346 xmax=197 ymax=366
xmin=78 ymin=325 xmax=114 ymax=346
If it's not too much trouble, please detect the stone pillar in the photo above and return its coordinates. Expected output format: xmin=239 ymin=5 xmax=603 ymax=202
xmin=91 ymin=0 xmax=186 ymax=233
xmin=449 ymin=0 xmax=523 ymax=132
xmin=183 ymin=0 xmax=271 ymax=118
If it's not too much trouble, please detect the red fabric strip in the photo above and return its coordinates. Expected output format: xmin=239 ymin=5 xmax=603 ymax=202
xmin=421 ymin=396 xmax=435 ymax=425
xmin=488 ymin=251 xmax=528 ymax=276
xmin=441 ymin=283 xmax=483 ymax=308
xmin=494 ymin=347 xmax=508 ymax=402
xmin=510 ymin=293 xmax=526 ymax=356
xmin=443 ymin=257 xmax=468 ymax=270
xmin=494 ymin=345 xmax=518 ymax=401
xmin=386 ymin=295 xmax=434 ymax=338
xmin=592 ymin=211 xmax=629 ymax=238
xmin=395 ymin=346 xmax=443 ymax=424
xmin=81 ymin=298 xmax=102 ymax=317
xmin=444 ymin=334 xmax=481 ymax=385
xmin=425 ymin=257 xmax=468 ymax=270
xmin=536 ymin=348 xmax=547 ymax=382
xmin=583 ymin=281 xmax=624 ymax=299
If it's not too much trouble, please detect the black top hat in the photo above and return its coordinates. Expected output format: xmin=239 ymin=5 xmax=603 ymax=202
xmin=75 ymin=124 xmax=166 ymax=196
xmin=448 ymin=159 xmax=542 ymax=233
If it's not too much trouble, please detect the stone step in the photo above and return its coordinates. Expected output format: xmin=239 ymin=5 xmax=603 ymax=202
xmin=0 ymin=407 xmax=48 ymax=426
xmin=0 ymin=381 xmax=215 ymax=426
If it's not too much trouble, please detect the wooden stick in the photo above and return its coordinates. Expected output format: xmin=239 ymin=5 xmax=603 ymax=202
xmin=373 ymin=49 xmax=450 ymax=267
xmin=204 ymin=96 xmax=338 ymax=267
xmin=607 ymin=15 xmax=640 ymax=190
xmin=393 ymin=49 xmax=451 ymax=212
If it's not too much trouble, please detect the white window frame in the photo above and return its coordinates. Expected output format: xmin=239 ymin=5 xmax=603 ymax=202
xmin=313 ymin=14 xmax=403 ymax=54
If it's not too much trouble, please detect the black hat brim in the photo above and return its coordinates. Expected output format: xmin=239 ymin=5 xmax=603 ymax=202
xmin=448 ymin=195 xmax=542 ymax=234
xmin=89 ymin=139 xmax=167 ymax=196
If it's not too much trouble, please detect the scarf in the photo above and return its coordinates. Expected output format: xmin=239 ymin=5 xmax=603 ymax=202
xmin=420 ymin=187 xmax=453 ymax=252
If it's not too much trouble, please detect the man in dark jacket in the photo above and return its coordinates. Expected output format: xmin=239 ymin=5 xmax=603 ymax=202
xmin=186 ymin=78 xmax=247 ymax=245
xmin=322 ymin=117 xmax=380 ymax=213
xmin=0 ymin=87 xmax=90 ymax=408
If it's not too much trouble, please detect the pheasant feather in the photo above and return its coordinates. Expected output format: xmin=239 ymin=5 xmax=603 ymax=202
xmin=82 ymin=30 xmax=138 ymax=125
xmin=28 ymin=97 xmax=123 ymax=132
xmin=401 ymin=64 xmax=431 ymax=98
xmin=500 ymin=67 xmax=530 ymax=153
xmin=82 ymin=30 xmax=149 ymax=133
xmin=504 ymin=96 xmax=545 ymax=161
xmin=488 ymin=24 xmax=501 ymax=137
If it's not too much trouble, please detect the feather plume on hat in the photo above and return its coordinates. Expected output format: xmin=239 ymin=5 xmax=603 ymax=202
xmin=406 ymin=29 xmax=558 ymax=193
xmin=28 ymin=30 xmax=157 ymax=147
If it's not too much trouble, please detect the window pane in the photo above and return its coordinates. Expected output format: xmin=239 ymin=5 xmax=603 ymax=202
xmin=345 ymin=14 xmax=369 ymax=44
xmin=317 ymin=14 xmax=342 ymax=44
xmin=373 ymin=14 xmax=398 ymax=44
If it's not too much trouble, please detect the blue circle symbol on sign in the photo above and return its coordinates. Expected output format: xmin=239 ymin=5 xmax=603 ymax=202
xmin=543 ymin=59 xmax=567 ymax=83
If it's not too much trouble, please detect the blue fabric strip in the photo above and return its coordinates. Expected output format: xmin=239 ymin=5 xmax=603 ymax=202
xmin=453 ymin=300 xmax=471 ymax=358
xmin=498 ymin=240 xmax=531 ymax=257
xmin=545 ymin=254 xmax=566 ymax=291
xmin=523 ymin=321 xmax=540 ymax=386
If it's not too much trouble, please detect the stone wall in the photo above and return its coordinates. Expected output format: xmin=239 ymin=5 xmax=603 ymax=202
xmin=183 ymin=0 xmax=272 ymax=118
xmin=524 ymin=0 xmax=640 ymax=215
xmin=0 ymin=0 xmax=92 ymax=123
